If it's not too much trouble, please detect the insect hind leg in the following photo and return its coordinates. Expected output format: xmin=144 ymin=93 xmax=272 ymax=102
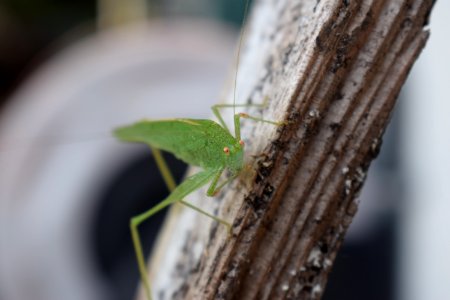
xmin=129 ymin=169 xmax=218 ymax=300
xmin=130 ymin=196 xmax=177 ymax=300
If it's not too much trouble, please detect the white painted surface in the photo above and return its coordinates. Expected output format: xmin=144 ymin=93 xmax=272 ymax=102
xmin=400 ymin=2 xmax=450 ymax=300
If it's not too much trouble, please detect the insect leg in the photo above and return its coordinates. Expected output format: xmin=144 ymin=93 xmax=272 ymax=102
xmin=211 ymin=105 xmax=230 ymax=132
xmin=212 ymin=97 xmax=283 ymax=139
xmin=233 ymin=112 xmax=284 ymax=140
xmin=237 ymin=112 xmax=284 ymax=125
xmin=211 ymin=173 xmax=239 ymax=196
xmin=151 ymin=147 xmax=230 ymax=229
xmin=205 ymin=168 xmax=225 ymax=196
xmin=211 ymin=101 xmax=268 ymax=132
xmin=179 ymin=199 xmax=232 ymax=234
xmin=150 ymin=146 xmax=177 ymax=191
xmin=130 ymin=198 xmax=174 ymax=300
xmin=130 ymin=169 xmax=216 ymax=300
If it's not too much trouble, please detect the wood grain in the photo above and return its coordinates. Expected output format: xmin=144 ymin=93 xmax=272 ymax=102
xmin=141 ymin=0 xmax=435 ymax=299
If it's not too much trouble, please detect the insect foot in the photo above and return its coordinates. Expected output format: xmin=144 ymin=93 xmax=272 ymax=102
xmin=261 ymin=95 xmax=269 ymax=108
xmin=225 ymin=222 xmax=233 ymax=237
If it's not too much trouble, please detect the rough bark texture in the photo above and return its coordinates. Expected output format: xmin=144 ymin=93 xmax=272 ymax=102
xmin=140 ymin=0 xmax=435 ymax=299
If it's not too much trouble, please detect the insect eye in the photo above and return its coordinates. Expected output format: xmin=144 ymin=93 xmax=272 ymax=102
xmin=223 ymin=147 xmax=230 ymax=155
xmin=239 ymin=140 xmax=245 ymax=146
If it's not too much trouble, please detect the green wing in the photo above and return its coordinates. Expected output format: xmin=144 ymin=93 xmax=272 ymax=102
xmin=114 ymin=119 xmax=235 ymax=168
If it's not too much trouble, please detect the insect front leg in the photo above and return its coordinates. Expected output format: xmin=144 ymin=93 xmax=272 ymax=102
xmin=205 ymin=168 xmax=240 ymax=195
xmin=210 ymin=172 xmax=239 ymax=197
xmin=211 ymin=100 xmax=284 ymax=139
xmin=211 ymin=101 xmax=270 ymax=133
xmin=233 ymin=112 xmax=284 ymax=140
xmin=206 ymin=167 xmax=225 ymax=196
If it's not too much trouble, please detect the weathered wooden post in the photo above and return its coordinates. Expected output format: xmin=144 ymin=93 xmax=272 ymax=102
xmin=139 ymin=0 xmax=435 ymax=299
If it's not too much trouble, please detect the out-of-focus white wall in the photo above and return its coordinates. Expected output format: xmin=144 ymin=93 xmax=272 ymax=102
xmin=400 ymin=1 xmax=450 ymax=300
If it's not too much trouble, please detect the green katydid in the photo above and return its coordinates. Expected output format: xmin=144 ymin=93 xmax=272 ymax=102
xmin=115 ymin=103 xmax=281 ymax=300
xmin=114 ymin=1 xmax=282 ymax=300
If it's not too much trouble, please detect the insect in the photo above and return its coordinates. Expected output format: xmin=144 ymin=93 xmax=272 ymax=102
xmin=115 ymin=109 xmax=281 ymax=298
xmin=113 ymin=1 xmax=283 ymax=299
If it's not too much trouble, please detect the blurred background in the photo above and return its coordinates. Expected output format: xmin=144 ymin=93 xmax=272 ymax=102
xmin=0 ymin=1 xmax=448 ymax=300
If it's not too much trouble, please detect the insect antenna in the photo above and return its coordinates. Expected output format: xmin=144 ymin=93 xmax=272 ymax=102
xmin=233 ymin=0 xmax=250 ymax=121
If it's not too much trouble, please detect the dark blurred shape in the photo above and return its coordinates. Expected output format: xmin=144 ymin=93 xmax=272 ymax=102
xmin=0 ymin=0 xmax=95 ymax=107
xmin=92 ymin=151 xmax=187 ymax=300
xmin=219 ymin=0 xmax=253 ymax=25
xmin=0 ymin=0 xmax=252 ymax=109
xmin=323 ymin=215 xmax=395 ymax=300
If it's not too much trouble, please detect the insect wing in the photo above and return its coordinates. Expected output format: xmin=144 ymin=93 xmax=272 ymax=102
xmin=114 ymin=119 xmax=234 ymax=168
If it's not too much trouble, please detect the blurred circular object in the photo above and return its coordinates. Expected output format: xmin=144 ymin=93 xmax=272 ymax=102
xmin=0 ymin=19 xmax=235 ymax=300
